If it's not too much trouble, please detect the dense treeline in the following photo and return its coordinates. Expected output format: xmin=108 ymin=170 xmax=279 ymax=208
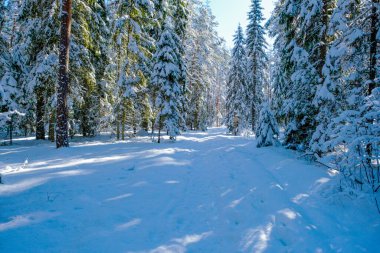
xmin=225 ymin=0 xmax=379 ymax=209
xmin=268 ymin=0 xmax=379 ymax=204
xmin=0 ymin=0 xmax=379 ymax=209
xmin=0 ymin=0 xmax=229 ymax=143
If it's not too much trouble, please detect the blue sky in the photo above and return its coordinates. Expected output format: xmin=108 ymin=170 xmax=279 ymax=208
xmin=208 ymin=0 xmax=276 ymax=48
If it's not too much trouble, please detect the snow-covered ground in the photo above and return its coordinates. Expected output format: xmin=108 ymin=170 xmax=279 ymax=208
xmin=0 ymin=128 xmax=379 ymax=253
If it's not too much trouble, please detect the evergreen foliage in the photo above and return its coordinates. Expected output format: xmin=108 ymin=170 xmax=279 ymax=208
xmin=0 ymin=0 xmax=228 ymax=142
xmin=268 ymin=0 xmax=379 ymax=204
xmin=256 ymin=102 xmax=279 ymax=148
xmin=246 ymin=0 xmax=268 ymax=131
xmin=152 ymin=23 xmax=182 ymax=142
xmin=225 ymin=25 xmax=249 ymax=135
xmin=185 ymin=1 xmax=226 ymax=131
xmin=110 ymin=0 xmax=154 ymax=139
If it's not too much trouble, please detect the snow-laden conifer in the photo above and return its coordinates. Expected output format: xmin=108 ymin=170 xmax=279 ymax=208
xmin=185 ymin=2 xmax=224 ymax=131
xmin=311 ymin=0 xmax=379 ymax=154
xmin=225 ymin=24 xmax=249 ymax=135
xmin=268 ymin=0 xmax=334 ymax=150
xmin=246 ymin=0 xmax=268 ymax=131
xmin=110 ymin=0 xmax=155 ymax=139
xmin=152 ymin=22 xmax=183 ymax=142
xmin=256 ymin=102 xmax=279 ymax=148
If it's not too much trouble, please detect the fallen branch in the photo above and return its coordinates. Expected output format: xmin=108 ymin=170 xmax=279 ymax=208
xmin=297 ymin=152 xmax=333 ymax=169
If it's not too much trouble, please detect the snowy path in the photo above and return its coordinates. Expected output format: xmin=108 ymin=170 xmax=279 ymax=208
xmin=0 ymin=128 xmax=378 ymax=253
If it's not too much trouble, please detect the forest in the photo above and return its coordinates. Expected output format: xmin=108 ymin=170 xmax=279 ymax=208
xmin=0 ymin=0 xmax=229 ymax=144
xmin=0 ymin=0 xmax=379 ymax=252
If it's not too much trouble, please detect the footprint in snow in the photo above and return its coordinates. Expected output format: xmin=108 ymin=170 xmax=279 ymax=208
xmin=122 ymin=166 xmax=135 ymax=172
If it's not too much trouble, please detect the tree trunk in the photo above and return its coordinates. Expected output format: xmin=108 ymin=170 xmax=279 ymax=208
xmin=251 ymin=106 xmax=255 ymax=132
xmin=252 ymin=56 xmax=257 ymax=132
xmin=158 ymin=122 xmax=161 ymax=143
xmin=116 ymin=119 xmax=120 ymax=140
xmin=81 ymin=102 xmax=89 ymax=137
xmin=318 ymin=0 xmax=329 ymax=79
xmin=122 ymin=102 xmax=126 ymax=140
xmin=368 ymin=0 xmax=379 ymax=95
xmin=36 ymin=88 xmax=46 ymax=140
xmin=48 ymin=110 xmax=55 ymax=142
xmin=56 ymin=0 xmax=72 ymax=148
xmin=151 ymin=118 xmax=155 ymax=138
xmin=9 ymin=116 xmax=13 ymax=145
xmin=366 ymin=0 xmax=379 ymax=168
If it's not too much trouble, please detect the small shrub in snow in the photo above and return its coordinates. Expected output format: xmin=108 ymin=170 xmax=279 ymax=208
xmin=256 ymin=103 xmax=279 ymax=148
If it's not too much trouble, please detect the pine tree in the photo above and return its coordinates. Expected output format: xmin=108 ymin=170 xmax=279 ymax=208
xmin=0 ymin=42 xmax=18 ymax=114
xmin=267 ymin=0 xmax=299 ymax=127
xmin=311 ymin=0 xmax=379 ymax=154
xmin=152 ymin=0 xmax=168 ymax=41
xmin=0 ymin=0 xmax=228 ymax=143
xmin=214 ymin=44 xmax=229 ymax=127
xmin=0 ymin=0 xmax=19 ymax=114
xmin=70 ymin=0 xmax=110 ymax=137
xmin=0 ymin=0 xmax=3 ymax=17
xmin=185 ymin=1 xmax=221 ymax=130
xmin=13 ymin=0 xmax=60 ymax=140
xmin=0 ymin=1 xmax=39 ymax=136
xmin=171 ymin=0 xmax=189 ymax=130
xmin=289 ymin=0 xmax=334 ymax=150
xmin=111 ymin=0 xmax=154 ymax=140
xmin=268 ymin=0 xmax=334 ymax=150
xmin=225 ymin=25 xmax=249 ymax=135
xmin=316 ymin=0 xmax=379 ymax=200
xmin=0 ymin=0 xmax=5 ymax=33
xmin=246 ymin=0 xmax=268 ymax=132
xmin=152 ymin=23 xmax=182 ymax=143
xmin=256 ymin=102 xmax=279 ymax=148
xmin=56 ymin=0 xmax=72 ymax=148
xmin=9 ymin=0 xmax=110 ymax=141
xmin=3 ymin=0 xmax=22 ymax=48
xmin=0 ymin=0 xmax=5 ymax=82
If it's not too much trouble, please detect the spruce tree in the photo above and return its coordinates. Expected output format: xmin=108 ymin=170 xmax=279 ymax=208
xmin=172 ymin=0 xmax=189 ymax=130
xmin=111 ymin=0 xmax=154 ymax=140
xmin=152 ymin=23 xmax=182 ymax=143
xmin=246 ymin=0 xmax=268 ymax=132
xmin=214 ymin=44 xmax=230 ymax=127
xmin=267 ymin=0 xmax=299 ymax=127
xmin=70 ymin=0 xmax=110 ymax=137
xmin=318 ymin=0 xmax=379 ymax=197
xmin=185 ymin=2 xmax=220 ymax=130
xmin=3 ymin=0 xmax=22 ymax=48
xmin=268 ymin=0 xmax=334 ymax=150
xmin=225 ymin=25 xmax=249 ymax=135
xmin=256 ymin=102 xmax=279 ymax=148
xmin=0 ymin=0 xmax=18 ymax=114
xmin=0 ymin=0 xmax=5 ymax=32
xmin=312 ymin=0 xmax=379 ymax=154
xmin=14 ymin=0 xmax=60 ymax=140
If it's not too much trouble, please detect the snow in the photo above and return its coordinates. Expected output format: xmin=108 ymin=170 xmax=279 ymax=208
xmin=0 ymin=128 xmax=379 ymax=252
